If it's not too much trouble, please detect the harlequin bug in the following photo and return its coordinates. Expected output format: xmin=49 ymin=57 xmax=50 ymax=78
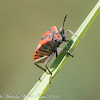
xmin=33 ymin=15 xmax=77 ymax=83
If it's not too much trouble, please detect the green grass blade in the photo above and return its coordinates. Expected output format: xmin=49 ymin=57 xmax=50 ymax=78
xmin=24 ymin=1 xmax=100 ymax=100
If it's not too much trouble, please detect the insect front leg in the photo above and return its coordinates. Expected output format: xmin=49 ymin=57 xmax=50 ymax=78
xmin=64 ymin=29 xmax=77 ymax=37
xmin=44 ymin=53 xmax=55 ymax=83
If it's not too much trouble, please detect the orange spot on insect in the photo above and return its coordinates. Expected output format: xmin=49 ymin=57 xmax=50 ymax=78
xmin=54 ymin=34 xmax=60 ymax=40
xmin=36 ymin=43 xmax=41 ymax=50
xmin=47 ymin=37 xmax=51 ymax=41
xmin=51 ymin=26 xmax=58 ymax=32
xmin=43 ymin=30 xmax=50 ymax=38
xmin=40 ymin=39 xmax=47 ymax=45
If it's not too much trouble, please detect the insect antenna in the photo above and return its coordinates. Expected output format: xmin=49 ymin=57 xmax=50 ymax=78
xmin=62 ymin=15 xmax=67 ymax=30
xmin=62 ymin=15 xmax=67 ymax=34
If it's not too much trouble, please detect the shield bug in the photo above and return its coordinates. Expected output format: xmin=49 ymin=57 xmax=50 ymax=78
xmin=33 ymin=15 xmax=77 ymax=83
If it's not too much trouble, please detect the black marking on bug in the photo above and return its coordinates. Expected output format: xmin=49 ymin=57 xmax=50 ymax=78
xmin=41 ymin=38 xmax=44 ymax=40
xmin=36 ymin=51 xmax=39 ymax=53
xmin=35 ymin=55 xmax=38 ymax=56
xmin=39 ymin=49 xmax=49 ymax=52
xmin=39 ymin=55 xmax=43 ymax=57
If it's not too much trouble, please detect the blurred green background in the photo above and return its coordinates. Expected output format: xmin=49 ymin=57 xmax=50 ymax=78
xmin=0 ymin=0 xmax=100 ymax=100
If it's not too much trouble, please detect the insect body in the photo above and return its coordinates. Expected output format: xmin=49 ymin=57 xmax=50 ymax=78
xmin=33 ymin=15 xmax=77 ymax=83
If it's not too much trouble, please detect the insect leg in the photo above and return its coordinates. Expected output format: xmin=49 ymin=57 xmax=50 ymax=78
xmin=64 ymin=40 xmax=70 ymax=42
xmin=34 ymin=56 xmax=48 ymax=63
xmin=56 ymin=50 xmax=58 ymax=57
xmin=63 ymin=42 xmax=70 ymax=51
xmin=64 ymin=43 xmax=74 ymax=57
xmin=34 ymin=63 xmax=46 ymax=72
xmin=34 ymin=56 xmax=48 ymax=80
xmin=57 ymin=47 xmax=74 ymax=57
xmin=64 ymin=29 xmax=77 ymax=37
xmin=44 ymin=53 xmax=55 ymax=83
xmin=34 ymin=56 xmax=48 ymax=71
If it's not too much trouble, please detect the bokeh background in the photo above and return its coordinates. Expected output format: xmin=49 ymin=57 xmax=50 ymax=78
xmin=0 ymin=0 xmax=100 ymax=100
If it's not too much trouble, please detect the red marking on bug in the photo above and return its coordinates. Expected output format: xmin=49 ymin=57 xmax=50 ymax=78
xmin=40 ymin=39 xmax=47 ymax=45
xmin=43 ymin=30 xmax=50 ymax=38
xmin=54 ymin=34 xmax=60 ymax=40
xmin=49 ymin=41 xmax=54 ymax=44
xmin=51 ymin=26 xmax=58 ymax=32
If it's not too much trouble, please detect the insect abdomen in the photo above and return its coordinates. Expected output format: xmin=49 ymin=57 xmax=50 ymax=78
xmin=33 ymin=49 xmax=52 ymax=63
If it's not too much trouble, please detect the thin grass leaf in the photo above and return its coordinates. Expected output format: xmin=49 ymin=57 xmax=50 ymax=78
xmin=24 ymin=1 xmax=100 ymax=100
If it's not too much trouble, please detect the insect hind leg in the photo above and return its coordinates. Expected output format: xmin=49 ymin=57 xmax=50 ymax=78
xmin=44 ymin=53 xmax=55 ymax=83
xmin=34 ymin=56 xmax=48 ymax=72
xmin=34 ymin=63 xmax=46 ymax=72
xmin=34 ymin=56 xmax=48 ymax=80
